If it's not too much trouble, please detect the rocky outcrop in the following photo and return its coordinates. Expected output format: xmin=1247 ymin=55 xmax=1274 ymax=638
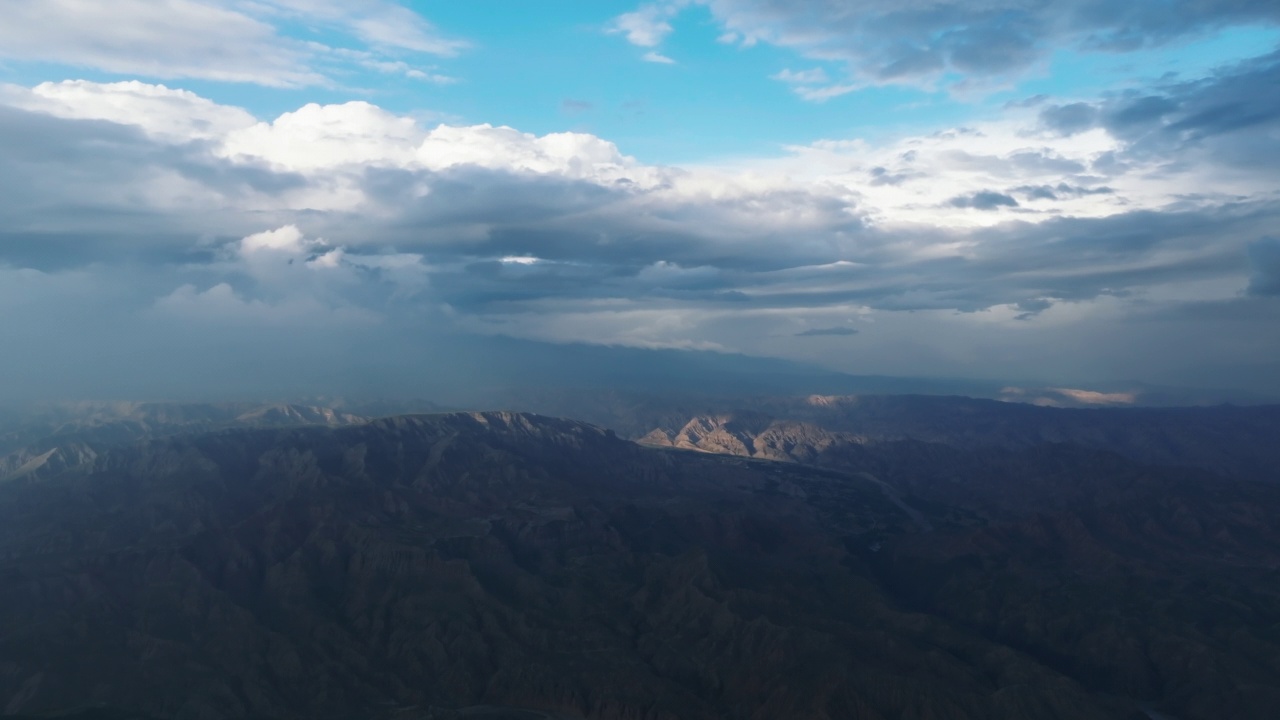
xmin=640 ymin=412 xmax=864 ymax=465
xmin=623 ymin=395 xmax=1280 ymax=483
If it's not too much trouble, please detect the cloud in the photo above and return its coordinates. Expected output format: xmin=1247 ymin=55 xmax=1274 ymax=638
xmin=773 ymin=68 xmax=830 ymax=85
xmin=795 ymin=326 xmax=859 ymax=336
xmin=1050 ymin=388 xmax=1137 ymax=405
xmin=642 ymin=51 xmax=677 ymax=64
xmin=222 ymin=101 xmax=426 ymax=172
xmin=1 ymin=73 xmax=1279 ymax=395
xmin=1012 ymin=298 xmax=1053 ymax=320
xmin=625 ymin=0 xmax=1280 ymax=89
xmin=1040 ymin=103 xmax=1101 ymax=136
xmin=609 ymin=5 xmax=680 ymax=47
xmin=1014 ymin=183 xmax=1114 ymax=201
xmin=5 ymin=80 xmax=258 ymax=142
xmin=153 ymin=223 xmax=424 ymax=327
xmin=1247 ymin=237 xmax=1280 ymax=296
xmin=356 ymin=58 xmax=458 ymax=83
xmin=0 ymin=0 xmax=465 ymax=87
xmin=948 ymin=191 xmax=1019 ymax=210
xmin=0 ymin=0 xmax=314 ymax=86
xmin=308 ymin=1 xmax=466 ymax=56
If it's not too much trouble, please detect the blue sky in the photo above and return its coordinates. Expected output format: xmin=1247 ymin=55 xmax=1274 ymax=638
xmin=4 ymin=1 xmax=1275 ymax=163
xmin=0 ymin=0 xmax=1279 ymax=401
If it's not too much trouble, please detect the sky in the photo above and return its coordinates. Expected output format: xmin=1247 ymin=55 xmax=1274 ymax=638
xmin=1 ymin=0 xmax=1279 ymax=401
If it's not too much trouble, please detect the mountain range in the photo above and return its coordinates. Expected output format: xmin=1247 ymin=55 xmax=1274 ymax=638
xmin=0 ymin=396 xmax=1278 ymax=719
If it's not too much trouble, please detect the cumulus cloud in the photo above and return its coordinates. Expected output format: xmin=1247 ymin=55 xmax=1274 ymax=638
xmin=5 ymin=80 xmax=258 ymax=142
xmin=609 ymin=2 xmax=692 ymax=64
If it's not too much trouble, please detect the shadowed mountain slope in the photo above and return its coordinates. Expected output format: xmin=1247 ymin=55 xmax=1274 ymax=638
xmin=0 ymin=413 xmax=1278 ymax=719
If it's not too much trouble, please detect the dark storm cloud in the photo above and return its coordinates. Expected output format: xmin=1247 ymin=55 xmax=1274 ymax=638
xmin=948 ymin=191 xmax=1019 ymax=210
xmin=0 ymin=105 xmax=307 ymax=270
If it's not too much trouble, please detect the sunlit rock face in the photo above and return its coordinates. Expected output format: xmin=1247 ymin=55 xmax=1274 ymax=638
xmin=1 ymin=410 xmax=1279 ymax=719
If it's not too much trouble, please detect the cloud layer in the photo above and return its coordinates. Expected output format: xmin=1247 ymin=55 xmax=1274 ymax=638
xmin=1 ymin=53 xmax=1278 ymax=397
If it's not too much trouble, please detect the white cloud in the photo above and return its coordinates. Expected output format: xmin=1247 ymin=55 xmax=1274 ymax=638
xmin=150 ymin=224 xmax=426 ymax=325
xmin=356 ymin=58 xmax=458 ymax=84
xmin=0 ymin=0 xmax=466 ymax=88
xmin=414 ymin=124 xmax=656 ymax=184
xmin=733 ymin=120 xmax=1132 ymax=228
xmin=223 ymin=101 xmax=426 ymax=171
xmin=792 ymin=83 xmax=861 ymax=101
xmin=5 ymin=77 xmax=1269 ymax=235
xmin=609 ymin=5 xmax=679 ymax=47
xmin=405 ymin=70 xmax=459 ymax=84
xmin=772 ymin=68 xmax=829 ymax=85
xmin=262 ymin=0 xmax=467 ymax=55
xmin=9 ymin=80 xmax=258 ymax=142
xmin=240 ymin=224 xmax=311 ymax=253
xmin=642 ymin=51 xmax=677 ymax=64
xmin=0 ymin=0 xmax=321 ymax=87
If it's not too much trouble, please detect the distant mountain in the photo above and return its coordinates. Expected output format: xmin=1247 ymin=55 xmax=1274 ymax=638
xmin=0 ymin=402 xmax=368 ymax=483
xmin=396 ymin=336 xmax=1275 ymax=408
xmin=1 ymin=412 xmax=1278 ymax=719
